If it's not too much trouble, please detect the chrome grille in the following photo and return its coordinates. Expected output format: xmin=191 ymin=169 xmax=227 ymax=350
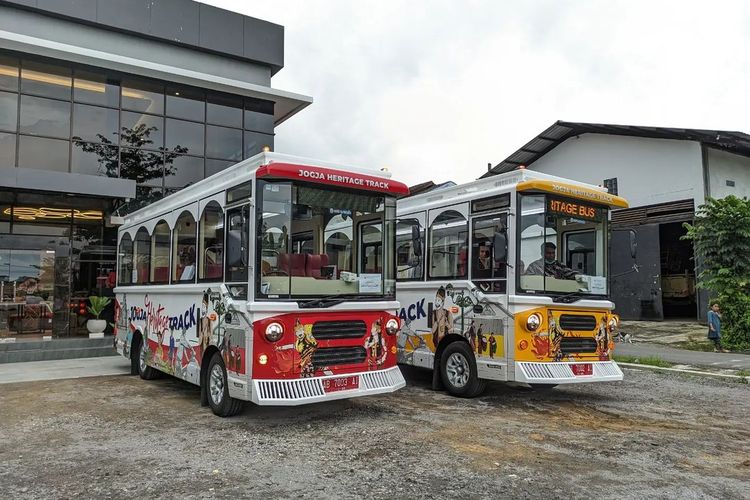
xmin=560 ymin=337 xmax=598 ymax=354
xmin=311 ymin=320 xmax=367 ymax=340
xmin=559 ymin=314 xmax=597 ymax=330
xmin=256 ymin=379 xmax=325 ymax=400
xmin=312 ymin=346 xmax=366 ymax=368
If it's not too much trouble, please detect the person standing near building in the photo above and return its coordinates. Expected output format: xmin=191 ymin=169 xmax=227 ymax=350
xmin=707 ymin=302 xmax=725 ymax=352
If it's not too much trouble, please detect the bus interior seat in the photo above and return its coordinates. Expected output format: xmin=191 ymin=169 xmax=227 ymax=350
xmin=153 ymin=267 xmax=169 ymax=282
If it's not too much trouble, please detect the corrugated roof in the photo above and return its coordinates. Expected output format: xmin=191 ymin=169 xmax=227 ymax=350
xmin=482 ymin=120 xmax=750 ymax=178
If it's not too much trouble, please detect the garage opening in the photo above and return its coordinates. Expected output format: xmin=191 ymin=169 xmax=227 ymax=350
xmin=659 ymin=222 xmax=696 ymax=319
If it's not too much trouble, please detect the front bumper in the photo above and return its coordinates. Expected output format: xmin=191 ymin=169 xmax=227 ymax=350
xmin=250 ymin=366 xmax=406 ymax=406
xmin=515 ymin=361 xmax=623 ymax=384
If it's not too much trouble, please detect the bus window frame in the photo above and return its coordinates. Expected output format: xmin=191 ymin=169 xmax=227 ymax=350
xmin=395 ymin=211 xmax=426 ymax=283
xmin=427 ymin=202 xmax=469 ymax=281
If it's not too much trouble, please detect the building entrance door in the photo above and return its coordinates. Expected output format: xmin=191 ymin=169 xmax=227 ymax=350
xmin=0 ymin=235 xmax=70 ymax=338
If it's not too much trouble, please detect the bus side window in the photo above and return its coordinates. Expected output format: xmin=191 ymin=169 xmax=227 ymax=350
xmin=133 ymin=227 xmax=151 ymax=285
xmin=199 ymin=202 xmax=224 ymax=281
xmin=396 ymin=218 xmax=424 ymax=281
xmin=172 ymin=211 xmax=197 ymax=283
xmin=118 ymin=233 xmax=133 ymax=286
xmin=225 ymin=205 xmax=249 ymax=282
xmin=429 ymin=209 xmax=468 ymax=280
xmin=151 ymin=220 xmax=170 ymax=284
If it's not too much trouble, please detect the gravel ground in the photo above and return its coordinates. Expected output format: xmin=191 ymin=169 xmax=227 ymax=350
xmin=0 ymin=367 xmax=748 ymax=500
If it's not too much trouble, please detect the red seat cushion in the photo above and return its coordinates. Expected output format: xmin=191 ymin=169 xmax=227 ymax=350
xmin=154 ymin=267 xmax=169 ymax=282
xmin=290 ymin=254 xmax=306 ymax=277
xmin=307 ymin=254 xmax=330 ymax=278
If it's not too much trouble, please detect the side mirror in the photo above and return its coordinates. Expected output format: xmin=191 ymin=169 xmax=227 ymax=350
xmin=411 ymin=224 xmax=423 ymax=257
xmin=472 ymin=304 xmax=484 ymax=314
xmin=240 ymin=208 xmax=249 ymax=266
xmin=629 ymin=230 xmax=637 ymax=260
xmin=493 ymin=231 xmax=508 ymax=263
xmin=225 ymin=312 xmax=233 ymax=324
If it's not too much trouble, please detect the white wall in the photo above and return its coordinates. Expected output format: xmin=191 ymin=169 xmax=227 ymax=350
xmin=706 ymin=147 xmax=750 ymax=199
xmin=529 ymin=134 xmax=705 ymax=208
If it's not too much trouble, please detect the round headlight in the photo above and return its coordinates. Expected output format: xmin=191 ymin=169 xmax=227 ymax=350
xmin=385 ymin=318 xmax=399 ymax=335
xmin=265 ymin=322 xmax=284 ymax=342
xmin=526 ymin=313 xmax=542 ymax=332
xmin=608 ymin=318 xmax=618 ymax=332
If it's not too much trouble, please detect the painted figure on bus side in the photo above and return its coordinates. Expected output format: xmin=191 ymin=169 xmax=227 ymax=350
xmin=595 ymin=317 xmax=610 ymax=361
xmin=294 ymin=319 xmax=318 ymax=377
xmin=488 ymin=335 xmax=497 ymax=359
xmin=548 ymin=313 xmax=565 ymax=361
xmin=198 ymin=292 xmax=211 ymax=364
xmin=431 ymin=286 xmax=453 ymax=349
xmin=365 ymin=318 xmax=387 ymax=369
xmin=465 ymin=320 xmax=477 ymax=352
xmin=476 ymin=323 xmax=486 ymax=355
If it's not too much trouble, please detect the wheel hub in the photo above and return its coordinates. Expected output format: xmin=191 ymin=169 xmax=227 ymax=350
xmin=446 ymin=352 xmax=470 ymax=388
xmin=209 ymin=364 xmax=225 ymax=406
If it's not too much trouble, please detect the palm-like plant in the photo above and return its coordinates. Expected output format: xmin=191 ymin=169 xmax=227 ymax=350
xmin=87 ymin=296 xmax=112 ymax=319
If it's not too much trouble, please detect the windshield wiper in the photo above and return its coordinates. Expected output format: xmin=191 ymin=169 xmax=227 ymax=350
xmin=552 ymin=290 xmax=586 ymax=303
xmin=298 ymin=295 xmax=347 ymax=309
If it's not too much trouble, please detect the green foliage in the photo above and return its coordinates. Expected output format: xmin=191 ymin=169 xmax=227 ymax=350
xmin=683 ymin=196 xmax=750 ymax=351
xmin=87 ymin=296 xmax=112 ymax=319
xmin=614 ymin=355 xmax=673 ymax=368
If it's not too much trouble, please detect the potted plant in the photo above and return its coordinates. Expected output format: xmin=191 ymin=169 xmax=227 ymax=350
xmin=86 ymin=296 xmax=111 ymax=338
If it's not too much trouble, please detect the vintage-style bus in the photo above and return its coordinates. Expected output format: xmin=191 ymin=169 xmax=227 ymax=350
xmin=395 ymin=168 xmax=630 ymax=397
xmin=114 ymin=152 xmax=407 ymax=416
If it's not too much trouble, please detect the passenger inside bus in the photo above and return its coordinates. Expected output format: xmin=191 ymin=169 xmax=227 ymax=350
xmin=180 ymin=247 xmax=196 ymax=281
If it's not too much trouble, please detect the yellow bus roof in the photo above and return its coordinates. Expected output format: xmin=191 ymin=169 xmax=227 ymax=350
xmin=517 ymin=179 xmax=629 ymax=208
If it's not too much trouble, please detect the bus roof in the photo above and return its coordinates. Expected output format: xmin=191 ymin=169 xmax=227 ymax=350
xmin=398 ymin=168 xmax=628 ymax=214
xmin=120 ymin=152 xmax=409 ymax=228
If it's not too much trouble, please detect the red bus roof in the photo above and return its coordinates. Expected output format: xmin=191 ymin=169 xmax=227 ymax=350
xmin=256 ymin=162 xmax=410 ymax=195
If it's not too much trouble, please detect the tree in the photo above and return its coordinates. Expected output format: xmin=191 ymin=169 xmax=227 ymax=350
xmin=683 ymin=196 xmax=750 ymax=350
xmin=73 ymin=124 xmax=188 ymax=214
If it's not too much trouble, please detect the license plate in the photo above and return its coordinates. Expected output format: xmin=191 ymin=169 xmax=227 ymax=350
xmin=322 ymin=375 xmax=359 ymax=393
xmin=571 ymin=363 xmax=593 ymax=376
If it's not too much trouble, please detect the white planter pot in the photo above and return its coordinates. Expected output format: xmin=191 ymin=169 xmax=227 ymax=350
xmin=87 ymin=319 xmax=107 ymax=338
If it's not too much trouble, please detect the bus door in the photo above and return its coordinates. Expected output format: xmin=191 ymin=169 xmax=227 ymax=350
xmin=468 ymin=211 xmax=510 ymax=368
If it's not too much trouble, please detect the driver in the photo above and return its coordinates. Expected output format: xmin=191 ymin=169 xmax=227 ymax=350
xmin=525 ymin=242 xmax=579 ymax=279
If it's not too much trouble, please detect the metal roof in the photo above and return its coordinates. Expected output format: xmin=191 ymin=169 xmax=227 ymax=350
xmin=482 ymin=120 xmax=750 ymax=178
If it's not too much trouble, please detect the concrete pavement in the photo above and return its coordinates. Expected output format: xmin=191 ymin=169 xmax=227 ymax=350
xmin=0 ymin=356 xmax=131 ymax=384
xmin=616 ymin=342 xmax=750 ymax=371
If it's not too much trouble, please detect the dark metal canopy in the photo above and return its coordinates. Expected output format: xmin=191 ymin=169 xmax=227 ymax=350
xmin=482 ymin=120 xmax=750 ymax=178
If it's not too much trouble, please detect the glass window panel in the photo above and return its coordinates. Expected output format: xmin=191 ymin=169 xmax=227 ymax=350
xmin=165 ymin=155 xmax=203 ymax=189
xmin=151 ymin=220 xmax=170 ymax=284
xmin=166 ymin=118 xmax=204 ymax=156
xmin=243 ymin=131 xmax=273 ymax=159
xmin=72 ymin=103 xmax=118 ymax=143
xmin=119 ymin=148 xmax=163 ymax=185
xmin=199 ymin=202 xmax=224 ymax=281
xmin=396 ymin=218 xmax=424 ymax=281
xmin=118 ymin=233 xmax=133 ymax=285
xmin=71 ymin=141 xmax=118 ymax=177
xmin=120 ymin=111 xmax=163 ymax=149
xmin=121 ymin=79 xmax=164 ymax=115
xmin=172 ymin=212 xmax=197 ymax=282
xmin=0 ymin=56 xmax=19 ymax=92
xmin=18 ymin=135 xmax=69 ymax=172
xmin=429 ymin=209 xmax=468 ymax=279
xmin=21 ymin=61 xmax=72 ymax=100
xmin=206 ymin=158 xmax=234 ymax=177
xmin=133 ymin=227 xmax=150 ymax=285
xmin=74 ymin=71 xmax=119 ymax=107
xmin=225 ymin=205 xmax=249 ymax=282
xmin=244 ymin=99 xmax=274 ymax=133
xmin=207 ymin=93 xmax=242 ymax=127
xmin=206 ymin=125 xmax=241 ymax=161
xmin=0 ymin=132 xmax=15 ymax=167
xmin=166 ymin=86 xmax=204 ymax=121
xmin=20 ymin=95 xmax=70 ymax=138
xmin=0 ymin=91 xmax=18 ymax=132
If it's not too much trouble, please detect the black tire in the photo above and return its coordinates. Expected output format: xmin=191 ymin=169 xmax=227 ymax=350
xmin=137 ymin=336 xmax=161 ymax=380
xmin=205 ymin=352 xmax=244 ymax=417
xmin=439 ymin=341 xmax=486 ymax=398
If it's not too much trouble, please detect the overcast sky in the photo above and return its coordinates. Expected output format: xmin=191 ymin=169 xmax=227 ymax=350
xmin=202 ymin=0 xmax=749 ymax=186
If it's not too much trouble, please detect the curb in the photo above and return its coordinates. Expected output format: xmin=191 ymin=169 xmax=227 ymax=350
xmin=618 ymin=362 xmax=748 ymax=380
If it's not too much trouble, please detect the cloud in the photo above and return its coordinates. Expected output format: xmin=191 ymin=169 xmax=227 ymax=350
xmin=202 ymin=0 xmax=750 ymax=185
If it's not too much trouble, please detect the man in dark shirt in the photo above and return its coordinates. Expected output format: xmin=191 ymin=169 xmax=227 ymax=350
xmin=525 ymin=242 xmax=579 ymax=279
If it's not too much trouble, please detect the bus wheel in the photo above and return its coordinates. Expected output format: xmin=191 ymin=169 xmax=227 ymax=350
xmin=206 ymin=352 xmax=244 ymax=417
xmin=138 ymin=337 xmax=160 ymax=380
xmin=440 ymin=342 xmax=486 ymax=398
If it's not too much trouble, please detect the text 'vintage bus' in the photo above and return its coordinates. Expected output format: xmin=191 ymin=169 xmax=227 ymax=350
xmin=395 ymin=169 xmax=630 ymax=397
xmin=115 ymin=152 xmax=408 ymax=416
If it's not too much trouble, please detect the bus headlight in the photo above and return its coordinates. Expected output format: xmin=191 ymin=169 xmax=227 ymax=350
xmin=526 ymin=313 xmax=542 ymax=332
xmin=385 ymin=318 xmax=399 ymax=335
xmin=608 ymin=318 xmax=618 ymax=332
xmin=264 ymin=322 xmax=284 ymax=342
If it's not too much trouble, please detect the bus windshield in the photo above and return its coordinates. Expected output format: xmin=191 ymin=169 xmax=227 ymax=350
xmin=518 ymin=193 xmax=608 ymax=297
xmin=257 ymin=180 xmax=396 ymax=300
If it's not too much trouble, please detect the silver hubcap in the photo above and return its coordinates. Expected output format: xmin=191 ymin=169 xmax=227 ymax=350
xmin=139 ymin=340 xmax=147 ymax=373
xmin=446 ymin=352 xmax=470 ymax=388
xmin=209 ymin=364 xmax=225 ymax=406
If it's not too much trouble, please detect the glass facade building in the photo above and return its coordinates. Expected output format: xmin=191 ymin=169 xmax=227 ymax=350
xmin=0 ymin=0 xmax=308 ymax=340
